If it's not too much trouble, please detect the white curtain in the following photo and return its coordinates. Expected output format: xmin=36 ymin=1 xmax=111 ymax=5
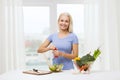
xmin=84 ymin=0 xmax=120 ymax=71
xmin=0 ymin=0 xmax=24 ymax=74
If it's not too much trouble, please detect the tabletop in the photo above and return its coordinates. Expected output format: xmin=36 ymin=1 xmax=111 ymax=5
xmin=0 ymin=69 xmax=120 ymax=80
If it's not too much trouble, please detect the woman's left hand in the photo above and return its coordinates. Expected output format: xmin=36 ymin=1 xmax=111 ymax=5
xmin=52 ymin=50 xmax=61 ymax=57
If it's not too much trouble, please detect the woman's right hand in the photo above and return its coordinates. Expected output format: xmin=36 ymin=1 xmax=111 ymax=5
xmin=48 ymin=45 xmax=57 ymax=50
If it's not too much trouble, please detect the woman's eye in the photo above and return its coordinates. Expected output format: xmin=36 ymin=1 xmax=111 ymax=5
xmin=65 ymin=21 xmax=69 ymax=23
xmin=60 ymin=20 xmax=63 ymax=22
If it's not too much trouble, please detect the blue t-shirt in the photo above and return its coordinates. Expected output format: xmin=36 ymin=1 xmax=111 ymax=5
xmin=47 ymin=32 xmax=78 ymax=70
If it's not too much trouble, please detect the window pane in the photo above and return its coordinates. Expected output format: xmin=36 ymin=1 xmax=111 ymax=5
xmin=23 ymin=6 xmax=50 ymax=69
xmin=57 ymin=4 xmax=85 ymax=55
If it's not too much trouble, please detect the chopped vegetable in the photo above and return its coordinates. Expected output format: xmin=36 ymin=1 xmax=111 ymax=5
xmin=73 ymin=57 xmax=80 ymax=61
xmin=49 ymin=64 xmax=63 ymax=72
xmin=93 ymin=48 xmax=101 ymax=59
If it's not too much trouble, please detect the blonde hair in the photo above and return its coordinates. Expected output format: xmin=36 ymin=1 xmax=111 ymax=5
xmin=58 ymin=12 xmax=73 ymax=33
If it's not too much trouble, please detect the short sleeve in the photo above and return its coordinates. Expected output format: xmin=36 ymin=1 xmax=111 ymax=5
xmin=47 ymin=34 xmax=53 ymax=42
xmin=72 ymin=34 xmax=79 ymax=44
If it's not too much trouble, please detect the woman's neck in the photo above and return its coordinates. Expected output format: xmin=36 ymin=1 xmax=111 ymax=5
xmin=59 ymin=30 xmax=69 ymax=34
xmin=58 ymin=31 xmax=70 ymax=38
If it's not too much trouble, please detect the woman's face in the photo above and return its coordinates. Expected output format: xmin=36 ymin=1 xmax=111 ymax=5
xmin=58 ymin=15 xmax=70 ymax=31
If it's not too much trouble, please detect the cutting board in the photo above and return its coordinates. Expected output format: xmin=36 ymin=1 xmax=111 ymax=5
xmin=23 ymin=70 xmax=52 ymax=75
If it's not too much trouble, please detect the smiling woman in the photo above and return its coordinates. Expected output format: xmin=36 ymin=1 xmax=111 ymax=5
xmin=37 ymin=12 xmax=79 ymax=70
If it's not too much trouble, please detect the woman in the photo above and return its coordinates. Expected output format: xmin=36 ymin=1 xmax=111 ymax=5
xmin=37 ymin=12 xmax=79 ymax=70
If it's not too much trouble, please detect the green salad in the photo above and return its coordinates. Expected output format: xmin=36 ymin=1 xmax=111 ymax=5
xmin=49 ymin=64 xmax=63 ymax=72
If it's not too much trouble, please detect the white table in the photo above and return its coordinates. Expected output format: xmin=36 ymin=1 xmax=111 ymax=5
xmin=0 ymin=69 xmax=120 ymax=80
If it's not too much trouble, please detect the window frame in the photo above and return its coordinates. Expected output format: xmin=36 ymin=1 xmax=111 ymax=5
xmin=23 ymin=0 xmax=85 ymax=32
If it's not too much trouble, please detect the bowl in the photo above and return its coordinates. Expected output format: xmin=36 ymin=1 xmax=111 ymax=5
xmin=49 ymin=64 xmax=63 ymax=72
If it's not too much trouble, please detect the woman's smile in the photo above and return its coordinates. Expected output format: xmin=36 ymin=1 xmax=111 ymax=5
xmin=58 ymin=15 xmax=70 ymax=31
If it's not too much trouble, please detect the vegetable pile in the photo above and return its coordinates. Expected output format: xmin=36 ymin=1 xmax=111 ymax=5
xmin=74 ymin=48 xmax=101 ymax=72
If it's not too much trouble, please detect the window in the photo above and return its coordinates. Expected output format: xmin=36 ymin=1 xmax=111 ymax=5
xmin=23 ymin=6 xmax=50 ymax=69
xmin=23 ymin=1 xmax=85 ymax=69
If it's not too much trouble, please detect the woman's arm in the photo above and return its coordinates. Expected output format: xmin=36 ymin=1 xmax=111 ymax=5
xmin=37 ymin=39 xmax=57 ymax=53
xmin=53 ymin=44 xmax=78 ymax=59
xmin=37 ymin=39 xmax=51 ymax=53
xmin=62 ymin=44 xmax=78 ymax=59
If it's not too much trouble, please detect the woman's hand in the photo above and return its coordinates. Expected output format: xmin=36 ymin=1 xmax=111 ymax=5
xmin=48 ymin=45 xmax=56 ymax=50
xmin=52 ymin=50 xmax=60 ymax=58
xmin=49 ymin=44 xmax=60 ymax=58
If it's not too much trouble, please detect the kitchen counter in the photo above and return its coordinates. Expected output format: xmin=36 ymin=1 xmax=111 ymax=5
xmin=0 ymin=69 xmax=120 ymax=80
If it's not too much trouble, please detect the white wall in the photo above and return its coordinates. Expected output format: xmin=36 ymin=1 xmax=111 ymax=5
xmin=0 ymin=0 xmax=6 ymax=74
xmin=117 ymin=0 xmax=120 ymax=49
